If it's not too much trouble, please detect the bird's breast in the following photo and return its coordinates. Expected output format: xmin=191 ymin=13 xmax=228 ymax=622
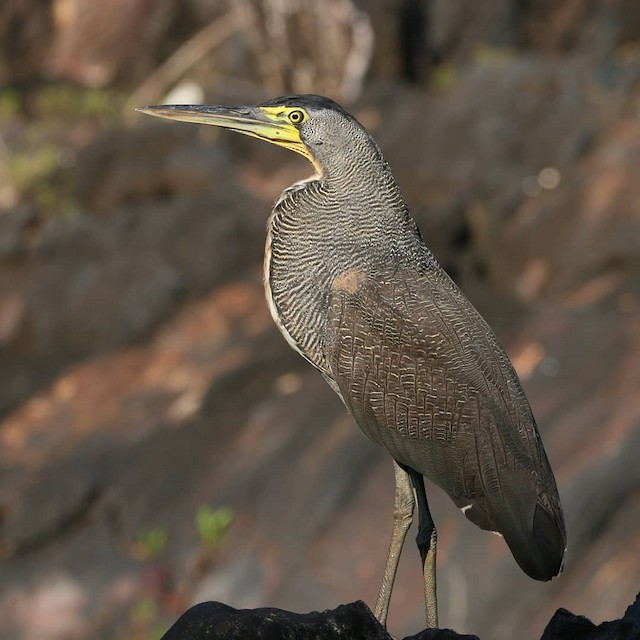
xmin=264 ymin=181 xmax=339 ymax=374
xmin=263 ymin=175 xmax=424 ymax=376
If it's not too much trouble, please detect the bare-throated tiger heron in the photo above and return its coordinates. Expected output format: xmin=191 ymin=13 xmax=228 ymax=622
xmin=138 ymin=95 xmax=566 ymax=629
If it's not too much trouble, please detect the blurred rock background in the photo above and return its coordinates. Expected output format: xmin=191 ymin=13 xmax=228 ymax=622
xmin=1 ymin=1 xmax=640 ymax=638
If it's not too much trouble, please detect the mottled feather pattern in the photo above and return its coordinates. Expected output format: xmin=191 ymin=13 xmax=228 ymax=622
xmin=324 ymin=265 xmax=565 ymax=578
xmin=264 ymin=100 xmax=565 ymax=580
xmin=265 ymin=142 xmax=423 ymax=377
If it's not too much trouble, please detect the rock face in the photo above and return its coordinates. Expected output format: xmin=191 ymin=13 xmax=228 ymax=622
xmin=541 ymin=593 xmax=640 ymax=640
xmin=161 ymin=601 xmax=391 ymax=640
xmin=159 ymin=595 xmax=640 ymax=640
xmin=160 ymin=600 xmax=480 ymax=640
xmin=2 ymin=3 xmax=640 ymax=640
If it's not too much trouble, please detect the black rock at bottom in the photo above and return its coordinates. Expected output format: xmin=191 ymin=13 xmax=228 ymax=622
xmin=541 ymin=592 xmax=640 ymax=640
xmin=160 ymin=601 xmax=385 ymax=640
xmin=159 ymin=600 xmax=478 ymax=640
xmin=161 ymin=592 xmax=640 ymax=640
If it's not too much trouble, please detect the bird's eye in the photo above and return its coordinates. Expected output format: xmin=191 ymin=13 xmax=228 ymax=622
xmin=288 ymin=109 xmax=306 ymax=124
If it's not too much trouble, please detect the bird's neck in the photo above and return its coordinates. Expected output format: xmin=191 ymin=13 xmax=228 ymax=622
xmin=264 ymin=157 xmax=426 ymax=374
xmin=273 ymin=160 xmax=424 ymax=273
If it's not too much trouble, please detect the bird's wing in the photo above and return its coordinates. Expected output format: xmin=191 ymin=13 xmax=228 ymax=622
xmin=324 ymin=263 xmax=566 ymax=580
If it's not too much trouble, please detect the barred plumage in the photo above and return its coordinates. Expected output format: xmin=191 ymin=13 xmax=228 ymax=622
xmin=139 ymin=94 xmax=566 ymax=631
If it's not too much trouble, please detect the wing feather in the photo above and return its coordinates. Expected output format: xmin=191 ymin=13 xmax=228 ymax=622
xmin=325 ymin=264 xmax=566 ymax=580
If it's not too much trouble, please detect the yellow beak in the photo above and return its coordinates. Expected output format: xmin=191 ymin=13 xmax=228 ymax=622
xmin=136 ymin=104 xmax=314 ymax=165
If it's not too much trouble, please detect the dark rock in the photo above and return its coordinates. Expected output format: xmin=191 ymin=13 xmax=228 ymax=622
xmin=541 ymin=592 xmax=640 ymax=640
xmin=405 ymin=625 xmax=479 ymax=639
xmin=160 ymin=594 xmax=640 ymax=639
xmin=541 ymin=609 xmax=596 ymax=639
xmin=161 ymin=601 xmax=386 ymax=640
xmin=160 ymin=601 xmax=479 ymax=640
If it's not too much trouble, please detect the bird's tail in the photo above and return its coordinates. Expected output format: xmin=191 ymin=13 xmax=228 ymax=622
xmin=464 ymin=479 xmax=566 ymax=581
xmin=498 ymin=486 xmax=566 ymax=581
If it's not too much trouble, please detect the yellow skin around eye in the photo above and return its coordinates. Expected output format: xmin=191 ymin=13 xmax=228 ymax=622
xmin=288 ymin=110 xmax=305 ymax=124
xmin=260 ymin=106 xmax=309 ymax=126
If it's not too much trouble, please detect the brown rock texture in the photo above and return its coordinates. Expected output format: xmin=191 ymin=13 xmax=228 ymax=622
xmin=1 ymin=2 xmax=640 ymax=639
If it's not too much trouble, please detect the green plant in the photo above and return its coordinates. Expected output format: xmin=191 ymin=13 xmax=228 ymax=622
xmin=134 ymin=526 xmax=167 ymax=560
xmin=196 ymin=505 xmax=233 ymax=550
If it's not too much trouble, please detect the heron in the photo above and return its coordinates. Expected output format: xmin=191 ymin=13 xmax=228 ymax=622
xmin=138 ymin=95 xmax=566 ymax=629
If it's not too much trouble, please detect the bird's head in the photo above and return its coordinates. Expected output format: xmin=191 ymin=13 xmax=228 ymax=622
xmin=137 ymin=94 xmax=376 ymax=177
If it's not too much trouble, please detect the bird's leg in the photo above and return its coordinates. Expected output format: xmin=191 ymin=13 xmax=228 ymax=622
xmin=374 ymin=460 xmax=415 ymax=626
xmin=407 ymin=468 xmax=438 ymax=629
